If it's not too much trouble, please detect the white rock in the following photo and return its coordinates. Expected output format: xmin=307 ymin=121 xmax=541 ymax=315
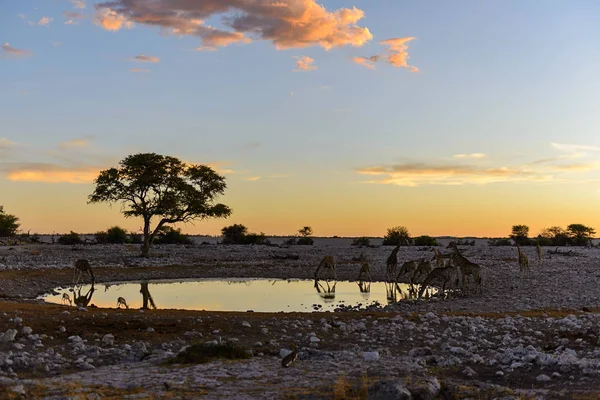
xmin=147 ymin=327 xmax=154 ymax=333
xmin=536 ymin=374 xmax=551 ymax=382
xmin=241 ymin=321 xmax=251 ymax=328
xmin=22 ymin=326 xmax=32 ymax=335
xmin=13 ymin=317 xmax=23 ymax=324
xmin=362 ymin=351 xmax=380 ymax=361
xmin=102 ymin=334 xmax=115 ymax=346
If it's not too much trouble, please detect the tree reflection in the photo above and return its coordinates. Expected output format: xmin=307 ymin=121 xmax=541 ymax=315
xmin=140 ymin=281 xmax=157 ymax=310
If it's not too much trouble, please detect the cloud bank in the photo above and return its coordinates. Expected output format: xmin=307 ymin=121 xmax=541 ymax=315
xmin=93 ymin=0 xmax=373 ymax=50
xmin=1 ymin=43 xmax=32 ymax=58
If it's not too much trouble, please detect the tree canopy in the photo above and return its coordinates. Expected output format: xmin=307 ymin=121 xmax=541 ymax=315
xmin=510 ymin=224 xmax=530 ymax=245
xmin=0 ymin=206 xmax=20 ymax=237
xmin=382 ymin=226 xmax=411 ymax=246
xmin=88 ymin=153 xmax=232 ymax=256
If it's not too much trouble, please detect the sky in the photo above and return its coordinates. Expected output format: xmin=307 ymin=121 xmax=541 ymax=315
xmin=1 ymin=0 xmax=600 ymax=238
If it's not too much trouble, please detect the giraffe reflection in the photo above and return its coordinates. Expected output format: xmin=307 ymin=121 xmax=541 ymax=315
xmin=73 ymin=283 xmax=95 ymax=307
xmin=313 ymin=278 xmax=336 ymax=302
xmin=385 ymin=282 xmax=418 ymax=304
xmin=356 ymin=280 xmax=371 ymax=298
xmin=140 ymin=281 xmax=157 ymax=310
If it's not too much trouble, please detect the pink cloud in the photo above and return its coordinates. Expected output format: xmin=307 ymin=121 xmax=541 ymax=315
xmin=294 ymin=56 xmax=317 ymax=71
xmin=93 ymin=0 xmax=373 ymax=50
xmin=380 ymin=37 xmax=416 ymax=69
xmin=352 ymin=56 xmax=377 ymax=70
xmin=1 ymin=43 xmax=32 ymax=58
xmin=131 ymin=55 xmax=160 ymax=63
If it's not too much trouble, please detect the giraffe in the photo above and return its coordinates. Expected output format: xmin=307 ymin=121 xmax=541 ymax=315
xmin=356 ymin=262 xmax=372 ymax=282
xmin=536 ymin=240 xmax=543 ymax=266
xmin=418 ymin=265 xmax=460 ymax=299
xmin=314 ymin=256 xmax=336 ymax=280
xmin=516 ymin=243 xmax=530 ymax=278
xmin=73 ymin=259 xmax=95 ymax=285
xmin=396 ymin=260 xmax=418 ymax=284
xmin=448 ymin=242 xmax=482 ymax=292
xmin=431 ymin=247 xmax=452 ymax=268
xmin=412 ymin=260 xmax=433 ymax=284
xmin=386 ymin=244 xmax=401 ymax=282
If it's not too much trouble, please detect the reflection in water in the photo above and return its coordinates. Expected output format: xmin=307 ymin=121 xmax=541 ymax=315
xmin=385 ymin=282 xmax=420 ymax=304
xmin=72 ymin=283 xmax=95 ymax=307
xmin=313 ymin=278 xmax=337 ymax=302
xmin=140 ymin=281 xmax=157 ymax=310
xmin=44 ymin=279 xmax=432 ymax=312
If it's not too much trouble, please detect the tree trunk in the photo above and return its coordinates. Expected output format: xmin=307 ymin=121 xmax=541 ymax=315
xmin=141 ymin=217 xmax=151 ymax=257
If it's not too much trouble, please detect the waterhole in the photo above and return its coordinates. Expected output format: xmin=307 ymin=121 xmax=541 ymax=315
xmin=41 ymin=279 xmax=435 ymax=312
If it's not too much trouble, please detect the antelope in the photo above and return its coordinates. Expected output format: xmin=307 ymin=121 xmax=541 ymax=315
xmin=62 ymin=293 xmax=72 ymax=306
xmin=116 ymin=296 xmax=129 ymax=309
xmin=281 ymin=344 xmax=299 ymax=368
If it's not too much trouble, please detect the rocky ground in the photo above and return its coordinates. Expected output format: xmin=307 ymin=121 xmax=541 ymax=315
xmin=1 ymin=239 xmax=600 ymax=399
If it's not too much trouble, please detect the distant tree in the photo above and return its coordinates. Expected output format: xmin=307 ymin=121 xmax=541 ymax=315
xmin=382 ymin=226 xmax=411 ymax=246
xmin=154 ymin=226 xmax=193 ymax=245
xmin=96 ymin=226 xmax=129 ymax=244
xmin=567 ymin=223 xmax=595 ymax=246
xmin=297 ymin=226 xmax=314 ymax=245
xmin=88 ymin=153 xmax=232 ymax=257
xmin=539 ymin=226 xmax=570 ymax=246
xmin=510 ymin=225 xmax=530 ymax=246
xmin=221 ymin=224 xmax=248 ymax=244
xmin=298 ymin=226 xmax=313 ymax=237
xmin=0 ymin=206 xmax=20 ymax=237
xmin=413 ymin=235 xmax=438 ymax=247
xmin=351 ymin=237 xmax=371 ymax=247
xmin=58 ymin=231 xmax=83 ymax=245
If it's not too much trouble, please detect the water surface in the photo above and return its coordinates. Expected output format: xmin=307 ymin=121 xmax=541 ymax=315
xmin=42 ymin=278 xmax=428 ymax=312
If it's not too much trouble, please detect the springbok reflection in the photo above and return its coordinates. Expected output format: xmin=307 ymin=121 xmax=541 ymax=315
xmin=314 ymin=278 xmax=336 ymax=302
xmin=140 ymin=281 xmax=157 ymax=310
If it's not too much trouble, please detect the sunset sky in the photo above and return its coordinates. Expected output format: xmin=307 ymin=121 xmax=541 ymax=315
xmin=1 ymin=0 xmax=600 ymax=238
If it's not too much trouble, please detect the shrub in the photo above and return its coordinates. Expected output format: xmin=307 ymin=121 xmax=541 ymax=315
xmin=412 ymin=235 xmax=438 ymax=246
xmin=283 ymin=237 xmax=296 ymax=246
xmin=129 ymin=231 xmax=143 ymax=244
xmin=487 ymin=237 xmax=513 ymax=246
xmin=382 ymin=226 xmax=411 ymax=246
xmin=94 ymin=231 xmax=109 ymax=244
xmin=154 ymin=226 xmax=193 ymax=245
xmin=167 ymin=342 xmax=251 ymax=364
xmin=0 ymin=206 xmax=20 ymax=237
xmin=58 ymin=231 xmax=83 ymax=245
xmin=244 ymin=232 xmax=268 ymax=245
xmin=221 ymin=224 xmax=248 ymax=244
xmin=510 ymin=224 xmax=530 ymax=246
xmin=221 ymin=224 xmax=269 ymax=245
xmin=352 ymin=237 xmax=371 ymax=247
xmin=296 ymin=237 xmax=314 ymax=245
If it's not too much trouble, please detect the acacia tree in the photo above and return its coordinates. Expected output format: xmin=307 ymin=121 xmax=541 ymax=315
xmin=567 ymin=223 xmax=595 ymax=246
xmin=88 ymin=153 xmax=232 ymax=257
xmin=0 ymin=206 xmax=20 ymax=237
xmin=510 ymin=224 xmax=530 ymax=245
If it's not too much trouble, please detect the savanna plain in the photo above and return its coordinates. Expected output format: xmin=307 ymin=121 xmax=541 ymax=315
xmin=1 ymin=236 xmax=600 ymax=399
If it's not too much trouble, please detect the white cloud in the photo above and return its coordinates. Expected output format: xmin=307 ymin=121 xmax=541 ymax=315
xmin=453 ymin=153 xmax=488 ymax=159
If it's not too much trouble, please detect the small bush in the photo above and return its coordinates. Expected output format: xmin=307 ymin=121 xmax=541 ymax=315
xmin=154 ymin=226 xmax=193 ymax=245
xmin=0 ymin=206 xmax=19 ymax=237
xmin=413 ymin=235 xmax=438 ymax=246
xmin=296 ymin=237 xmax=314 ymax=245
xmin=129 ymin=232 xmax=143 ymax=244
xmin=94 ymin=231 xmax=109 ymax=244
xmin=283 ymin=237 xmax=296 ymax=246
xmin=382 ymin=226 xmax=411 ymax=246
xmin=488 ymin=237 xmax=513 ymax=246
xmin=351 ymin=237 xmax=371 ymax=247
xmin=58 ymin=231 xmax=83 ymax=245
xmin=244 ymin=232 xmax=268 ymax=245
xmin=168 ymin=342 xmax=251 ymax=364
xmin=221 ymin=224 xmax=248 ymax=244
